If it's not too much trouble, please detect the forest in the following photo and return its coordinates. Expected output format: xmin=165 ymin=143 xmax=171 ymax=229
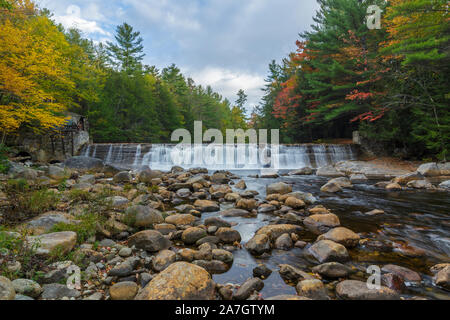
xmin=251 ymin=0 xmax=449 ymax=160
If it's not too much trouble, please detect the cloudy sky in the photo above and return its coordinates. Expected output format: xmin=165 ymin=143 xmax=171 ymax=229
xmin=37 ymin=0 xmax=319 ymax=112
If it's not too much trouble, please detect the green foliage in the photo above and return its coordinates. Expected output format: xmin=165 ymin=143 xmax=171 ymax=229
xmin=0 ymin=144 xmax=10 ymax=174
xmin=50 ymin=212 xmax=104 ymax=244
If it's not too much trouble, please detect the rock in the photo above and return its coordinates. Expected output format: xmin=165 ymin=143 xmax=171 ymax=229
xmin=434 ymin=265 xmax=450 ymax=289
xmin=176 ymin=188 xmax=192 ymax=198
xmin=296 ymin=279 xmax=328 ymax=300
xmin=233 ymin=278 xmax=264 ymax=300
xmin=257 ymin=204 xmax=277 ymax=213
xmin=406 ymin=180 xmax=433 ymax=189
xmin=26 ymin=212 xmax=74 ymax=233
xmin=125 ymin=205 xmax=164 ymax=227
xmin=308 ymin=240 xmax=349 ymax=263
xmin=274 ymin=233 xmax=293 ymax=250
xmin=41 ymin=284 xmax=80 ymax=299
xmin=11 ymin=279 xmax=42 ymax=298
xmin=393 ymin=172 xmax=424 ymax=185
xmin=177 ymin=248 xmax=197 ymax=262
xmin=165 ymin=214 xmax=196 ymax=226
xmin=240 ymin=190 xmax=259 ymax=198
xmin=335 ymin=161 xmax=410 ymax=180
xmin=316 ymin=166 xmax=345 ymax=178
xmin=215 ymin=228 xmax=241 ymax=244
xmin=278 ymin=264 xmax=313 ymax=283
xmin=439 ymin=180 xmax=450 ymax=189
xmin=312 ymin=262 xmax=353 ymax=279
xmin=253 ymin=264 xmax=272 ymax=279
xmin=364 ymin=209 xmax=385 ymax=216
xmin=417 ymin=163 xmax=441 ymax=177
xmin=152 ymin=250 xmax=176 ymax=272
xmin=349 ymin=174 xmax=368 ymax=184
xmin=284 ymin=197 xmax=305 ymax=209
xmin=28 ymin=231 xmax=77 ymax=255
xmin=381 ymin=273 xmax=406 ymax=292
xmin=84 ymin=292 xmax=103 ymax=300
xmin=224 ymin=193 xmax=240 ymax=202
xmin=107 ymin=196 xmax=129 ymax=207
xmin=266 ymin=295 xmax=311 ymax=300
xmin=295 ymin=241 xmax=308 ymax=248
xmin=235 ymin=180 xmax=247 ymax=190
xmin=135 ymin=262 xmax=216 ymax=300
xmin=15 ymin=294 xmax=34 ymax=300
xmin=182 ymin=227 xmax=207 ymax=245
xmin=193 ymin=260 xmax=228 ymax=274
xmin=245 ymin=234 xmax=271 ymax=256
xmin=108 ymin=261 xmax=134 ymax=277
xmin=15 ymin=168 xmax=39 ymax=180
xmin=99 ymin=239 xmax=116 ymax=247
xmin=267 ymin=182 xmax=292 ymax=195
xmin=138 ymin=168 xmax=163 ymax=184
xmin=256 ymin=224 xmax=303 ymax=242
xmin=381 ymin=264 xmax=422 ymax=283
xmin=113 ymin=171 xmax=132 ymax=183
xmin=154 ymin=223 xmax=176 ymax=235
xmin=0 ymin=276 xmax=16 ymax=300
xmin=212 ymin=249 xmax=234 ymax=265
xmin=386 ymin=182 xmax=402 ymax=190
xmin=118 ymin=247 xmax=132 ymax=258
xmin=289 ymin=167 xmax=314 ymax=175
xmin=109 ymin=282 xmax=138 ymax=300
xmin=194 ymin=200 xmax=220 ymax=212
xmin=236 ymin=198 xmax=258 ymax=210
xmin=303 ymin=214 xmax=340 ymax=234
xmin=330 ymin=177 xmax=352 ymax=188
xmin=204 ymin=217 xmax=231 ymax=228
xmin=211 ymin=172 xmax=229 ymax=184
xmin=128 ymin=230 xmax=171 ymax=252
xmin=285 ymin=191 xmax=317 ymax=205
xmin=220 ymin=208 xmax=252 ymax=218
xmin=430 ymin=263 xmax=450 ymax=274
xmin=48 ymin=165 xmax=67 ymax=179
xmin=317 ymin=227 xmax=360 ymax=248
xmin=336 ymin=280 xmax=399 ymax=300
xmin=64 ymin=156 xmax=105 ymax=171
xmin=320 ymin=181 xmax=342 ymax=193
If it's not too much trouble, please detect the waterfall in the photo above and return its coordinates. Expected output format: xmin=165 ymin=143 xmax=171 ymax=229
xmin=81 ymin=143 xmax=357 ymax=170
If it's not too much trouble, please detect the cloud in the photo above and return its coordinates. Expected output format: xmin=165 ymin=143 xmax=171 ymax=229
xmin=53 ymin=5 xmax=111 ymax=36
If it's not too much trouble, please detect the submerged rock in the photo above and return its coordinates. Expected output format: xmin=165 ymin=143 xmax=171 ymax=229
xmin=312 ymin=262 xmax=354 ymax=279
xmin=303 ymin=214 xmax=340 ymax=234
xmin=266 ymin=182 xmax=292 ymax=195
xmin=308 ymin=240 xmax=349 ymax=263
xmin=336 ymin=280 xmax=399 ymax=300
xmin=233 ymin=278 xmax=264 ymax=300
xmin=317 ymin=227 xmax=360 ymax=248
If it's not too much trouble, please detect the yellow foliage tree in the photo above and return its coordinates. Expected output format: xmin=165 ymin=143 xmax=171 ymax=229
xmin=0 ymin=0 xmax=74 ymax=141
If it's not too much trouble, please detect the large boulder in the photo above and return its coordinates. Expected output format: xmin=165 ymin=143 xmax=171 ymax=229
xmin=28 ymin=231 xmax=77 ymax=255
xmin=336 ymin=280 xmax=399 ymax=300
xmin=317 ymin=227 xmax=360 ymax=248
xmin=113 ymin=171 xmax=132 ymax=183
xmin=128 ymin=230 xmax=171 ymax=252
xmin=48 ymin=165 xmax=67 ymax=180
xmin=137 ymin=167 xmax=163 ymax=184
xmin=182 ymin=227 xmax=207 ymax=245
xmin=438 ymin=180 xmax=450 ymax=189
xmin=285 ymin=191 xmax=317 ymax=205
xmin=289 ymin=167 xmax=314 ymax=176
xmin=308 ymin=240 xmax=349 ymax=263
xmin=266 ymin=182 xmax=292 ymax=195
xmin=135 ymin=262 xmax=216 ymax=300
xmin=25 ymin=212 xmax=75 ymax=234
xmin=303 ymin=214 xmax=340 ymax=234
xmin=64 ymin=156 xmax=105 ymax=171
xmin=320 ymin=182 xmax=342 ymax=193
xmin=125 ymin=205 xmax=164 ymax=228
xmin=328 ymin=177 xmax=352 ymax=188
xmin=417 ymin=163 xmax=441 ymax=177
xmin=11 ymin=279 xmax=42 ymax=298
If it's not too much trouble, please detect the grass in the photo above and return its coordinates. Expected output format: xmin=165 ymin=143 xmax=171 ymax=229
xmin=50 ymin=212 xmax=106 ymax=244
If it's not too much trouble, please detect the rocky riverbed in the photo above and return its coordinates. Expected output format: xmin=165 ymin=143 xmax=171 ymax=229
xmin=0 ymin=157 xmax=449 ymax=300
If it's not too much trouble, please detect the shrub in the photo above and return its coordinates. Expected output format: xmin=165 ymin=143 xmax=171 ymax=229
xmin=50 ymin=212 xmax=105 ymax=244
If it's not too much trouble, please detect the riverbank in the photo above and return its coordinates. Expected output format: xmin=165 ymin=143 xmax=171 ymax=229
xmin=0 ymin=157 xmax=449 ymax=300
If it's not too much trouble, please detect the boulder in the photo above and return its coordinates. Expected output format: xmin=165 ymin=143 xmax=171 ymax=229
xmin=336 ymin=280 xmax=399 ymax=300
xmin=285 ymin=191 xmax=317 ymax=205
xmin=107 ymin=196 xmax=129 ymax=207
xmin=312 ymin=262 xmax=354 ymax=279
xmin=41 ymin=284 xmax=80 ymax=299
xmin=439 ymin=180 xmax=450 ymax=189
xmin=109 ymin=282 xmax=138 ymax=300
xmin=386 ymin=182 xmax=402 ymax=190
xmin=152 ymin=250 xmax=176 ymax=272
xmin=317 ymin=227 xmax=360 ymax=248
xmin=381 ymin=265 xmax=422 ymax=283
xmin=434 ymin=265 xmax=450 ymax=289
xmin=28 ymin=231 xmax=77 ymax=255
xmin=284 ymin=197 xmax=305 ymax=209
xmin=417 ymin=163 xmax=441 ymax=177
xmin=48 ymin=165 xmax=67 ymax=179
xmin=193 ymin=260 xmax=228 ymax=274
xmin=303 ymin=214 xmax=340 ymax=234
xmin=220 ymin=208 xmax=252 ymax=218
xmin=266 ymin=182 xmax=292 ymax=195
xmin=236 ymin=198 xmax=258 ymax=210
xmin=393 ymin=172 xmax=424 ymax=185
xmin=0 ymin=276 xmax=16 ymax=300
xmin=406 ymin=180 xmax=433 ymax=189
xmin=349 ymin=174 xmax=368 ymax=184
xmin=257 ymin=204 xmax=277 ymax=213
xmin=211 ymin=172 xmax=229 ymax=184
xmin=182 ymin=227 xmax=207 ymax=245
xmin=125 ymin=205 xmax=164 ymax=227
xmin=329 ymin=177 xmax=352 ymax=188
xmin=128 ymin=230 xmax=171 ymax=252
xmin=204 ymin=217 xmax=231 ymax=228
xmin=274 ymin=233 xmax=293 ymax=250
xmin=364 ymin=209 xmax=385 ymax=216
xmin=113 ymin=171 xmax=132 ymax=183
xmin=320 ymin=182 xmax=342 ymax=193
xmin=165 ymin=214 xmax=196 ymax=226
xmin=11 ymin=279 xmax=42 ymax=298
xmin=235 ymin=180 xmax=247 ymax=190
xmin=215 ymin=228 xmax=241 ymax=244
xmin=26 ymin=212 xmax=75 ymax=234
xmin=256 ymin=224 xmax=303 ymax=242
xmin=212 ymin=249 xmax=234 ymax=265
xmin=278 ymin=264 xmax=313 ymax=283
xmin=138 ymin=168 xmax=163 ymax=184
xmin=64 ymin=156 xmax=104 ymax=171
xmin=194 ymin=200 xmax=220 ymax=212
xmin=316 ymin=166 xmax=345 ymax=178
xmin=296 ymin=279 xmax=328 ymax=300
xmin=233 ymin=278 xmax=264 ymax=300
xmin=245 ymin=234 xmax=271 ymax=256
xmin=308 ymin=240 xmax=349 ymax=263
xmin=289 ymin=167 xmax=314 ymax=176
xmin=253 ymin=265 xmax=272 ymax=279
xmin=135 ymin=262 xmax=216 ymax=300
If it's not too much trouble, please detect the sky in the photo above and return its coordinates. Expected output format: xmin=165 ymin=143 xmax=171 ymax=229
xmin=37 ymin=0 xmax=319 ymax=112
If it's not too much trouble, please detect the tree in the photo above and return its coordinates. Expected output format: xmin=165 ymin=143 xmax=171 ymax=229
xmin=107 ymin=23 xmax=145 ymax=73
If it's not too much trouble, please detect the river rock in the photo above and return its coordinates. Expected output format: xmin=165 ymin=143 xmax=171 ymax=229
xmin=41 ymin=284 xmax=80 ymax=299
xmin=152 ymin=250 xmax=176 ymax=272
xmin=212 ymin=249 xmax=234 ymax=264
xmin=381 ymin=264 xmax=422 ymax=283
xmin=303 ymin=214 xmax=340 ymax=234
xmin=109 ymin=282 xmax=138 ymax=300
xmin=308 ymin=240 xmax=349 ymax=263
xmin=317 ymin=227 xmax=360 ymax=248
xmin=28 ymin=231 xmax=77 ymax=255
xmin=434 ymin=265 xmax=450 ymax=289
xmin=215 ymin=228 xmax=241 ymax=244
xmin=417 ymin=163 xmax=441 ymax=177
xmin=393 ymin=172 xmax=424 ymax=185
xmin=386 ymin=182 xmax=402 ymax=190
xmin=274 ymin=233 xmax=293 ymax=250
xmin=125 ymin=205 xmax=164 ymax=227
xmin=320 ymin=181 xmax=342 ymax=193
xmin=266 ymin=182 xmax=292 ymax=195
xmin=236 ymin=198 xmax=258 ymax=210
xmin=0 ymin=276 xmax=16 ymax=300
xmin=439 ymin=180 xmax=450 ymax=189
xmin=128 ymin=230 xmax=171 ymax=252
xmin=11 ymin=279 xmax=42 ymax=298
xmin=278 ymin=264 xmax=313 ymax=283
xmin=364 ymin=209 xmax=385 ymax=216
xmin=284 ymin=197 xmax=305 ymax=209
xmin=204 ymin=217 xmax=231 ymax=228
xmin=406 ymin=180 xmax=433 ymax=189
xmin=113 ymin=171 xmax=132 ymax=183
xmin=26 ymin=212 xmax=74 ymax=234
xmin=233 ymin=278 xmax=264 ymax=300
xmin=285 ymin=191 xmax=317 ymax=205
xmin=349 ymin=174 xmax=368 ymax=184
xmin=336 ymin=280 xmax=399 ymax=300
xmin=194 ymin=200 xmax=220 ymax=212
xmin=381 ymin=273 xmax=406 ymax=292
xmin=312 ymin=262 xmax=354 ymax=278
xmin=245 ymin=234 xmax=271 ymax=256
xmin=182 ymin=227 xmax=207 ymax=244
xmin=253 ymin=264 xmax=272 ymax=279
xmin=193 ymin=260 xmax=228 ymax=274
xmin=257 ymin=204 xmax=277 ymax=213
xmin=296 ymin=279 xmax=328 ymax=300
xmin=64 ymin=156 xmax=105 ymax=171
xmin=220 ymin=208 xmax=252 ymax=218
xmin=48 ymin=165 xmax=67 ymax=179
xmin=137 ymin=168 xmax=163 ymax=184
xmin=316 ymin=166 xmax=345 ymax=178
xmin=235 ymin=180 xmax=247 ymax=190
xmin=107 ymin=196 xmax=129 ymax=207
xmin=289 ymin=167 xmax=314 ymax=175
xmin=224 ymin=193 xmax=240 ymax=202
xmin=256 ymin=224 xmax=302 ymax=242
xmin=135 ymin=262 xmax=216 ymax=300
xmin=165 ymin=214 xmax=196 ymax=226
